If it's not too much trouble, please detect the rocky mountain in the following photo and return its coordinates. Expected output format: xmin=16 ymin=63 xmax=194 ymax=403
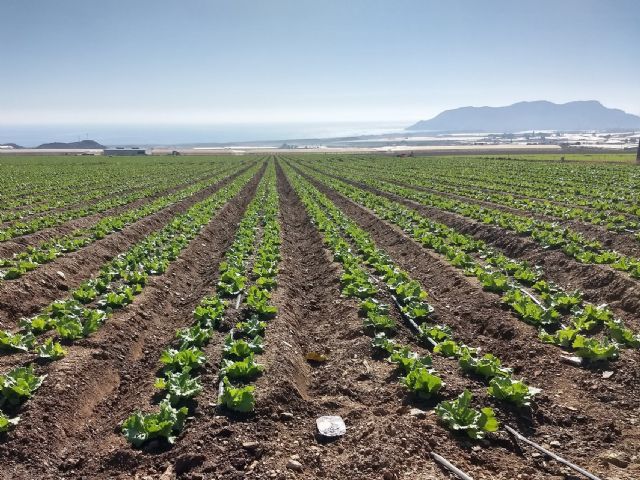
xmin=407 ymin=101 xmax=640 ymax=132
xmin=36 ymin=140 xmax=106 ymax=149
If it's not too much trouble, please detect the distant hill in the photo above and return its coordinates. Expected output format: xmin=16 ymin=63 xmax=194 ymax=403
xmin=36 ymin=140 xmax=105 ymax=149
xmin=0 ymin=143 xmax=23 ymax=149
xmin=407 ymin=101 xmax=640 ymax=132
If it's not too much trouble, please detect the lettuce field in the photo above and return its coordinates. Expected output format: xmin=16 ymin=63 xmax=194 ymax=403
xmin=0 ymin=154 xmax=638 ymax=479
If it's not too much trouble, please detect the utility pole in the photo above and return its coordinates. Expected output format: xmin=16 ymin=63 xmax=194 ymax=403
xmin=636 ymin=137 xmax=640 ymax=164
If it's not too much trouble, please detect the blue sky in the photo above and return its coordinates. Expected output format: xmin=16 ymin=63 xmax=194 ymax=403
xmin=1 ymin=0 xmax=638 ymax=127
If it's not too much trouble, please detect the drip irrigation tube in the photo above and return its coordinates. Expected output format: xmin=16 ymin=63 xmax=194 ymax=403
xmin=505 ymin=425 xmax=602 ymax=480
xmin=430 ymin=452 xmax=473 ymax=480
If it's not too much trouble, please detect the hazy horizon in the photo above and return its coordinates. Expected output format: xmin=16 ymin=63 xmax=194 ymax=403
xmin=0 ymin=121 xmax=411 ymax=146
xmin=1 ymin=0 xmax=638 ymax=131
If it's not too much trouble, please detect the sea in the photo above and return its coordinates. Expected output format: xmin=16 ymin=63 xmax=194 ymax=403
xmin=0 ymin=122 xmax=408 ymax=147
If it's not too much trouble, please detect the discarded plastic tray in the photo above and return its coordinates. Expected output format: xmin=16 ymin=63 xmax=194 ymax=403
xmin=316 ymin=415 xmax=346 ymax=438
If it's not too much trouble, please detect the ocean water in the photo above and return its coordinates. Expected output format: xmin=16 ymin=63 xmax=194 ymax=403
xmin=0 ymin=122 xmax=408 ymax=147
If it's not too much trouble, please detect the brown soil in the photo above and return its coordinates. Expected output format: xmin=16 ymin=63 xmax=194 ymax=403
xmin=327 ymin=173 xmax=640 ymax=322
xmin=0 ymin=166 xmax=264 ymax=480
xmin=390 ymin=179 xmax=640 ymax=260
xmin=0 ymin=158 xmax=638 ymax=480
xmin=0 ymin=165 xmax=247 ymax=259
xmin=294 ymin=164 xmax=640 ymax=480
xmin=0 ymin=164 xmax=255 ymax=329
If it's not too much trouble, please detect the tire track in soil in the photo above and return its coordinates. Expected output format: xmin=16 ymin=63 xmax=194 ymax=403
xmin=297 ymin=166 xmax=639 ymax=480
xmin=386 ymin=179 xmax=640 ymax=260
xmin=318 ymin=170 xmax=640 ymax=322
xmin=0 ymin=165 xmax=266 ymax=480
xmin=0 ymin=163 xmax=256 ymax=329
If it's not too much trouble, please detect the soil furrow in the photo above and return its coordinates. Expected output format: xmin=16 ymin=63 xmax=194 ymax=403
xmin=387 ymin=179 xmax=640 ymax=260
xmin=0 ymin=163 xmax=248 ymax=258
xmin=0 ymin=164 xmax=255 ymax=328
xmin=323 ymin=172 xmax=640 ymax=320
xmin=0 ymin=166 xmax=265 ymax=480
xmin=297 ymin=165 xmax=638 ymax=479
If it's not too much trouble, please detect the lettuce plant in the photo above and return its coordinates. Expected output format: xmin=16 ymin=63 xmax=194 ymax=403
xmin=459 ymin=352 xmax=512 ymax=379
xmin=572 ymin=336 xmax=619 ymax=362
xmin=0 ymin=331 xmax=36 ymax=352
xmin=389 ymin=347 xmax=432 ymax=374
xmin=154 ymin=370 xmax=203 ymax=405
xmin=218 ymin=376 xmax=255 ymax=412
xmin=223 ymin=335 xmax=264 ymax=358
xmin=236 ymin=316 xmax=267 ymax=337
xmin=122 ymin=399 xmax=188 ymax=447
xmin=160 ymin=347 xmax=206 ymax=372
xmin=488 ymin=377 xmax=540 ymax=407
xmin=246 ymin=286 xmax=277 ymax=317
xmin=37 ymin=338 xmax=67 ymax=360
xmin=0 ymin=365 xmax=45 ymax=408
xmin=0 ymin=412 xmax=20 ymax=433
xmin=220 ymin=353 xmax=264 ymax=380
xmin=435 ymin=390 xmax=499 ymax=439
xmin=401 ymin=367 xmax=443 ymax=399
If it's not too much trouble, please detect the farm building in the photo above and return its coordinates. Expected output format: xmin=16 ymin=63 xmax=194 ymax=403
xmin=104 ymin=147 xmax=147 ymax=156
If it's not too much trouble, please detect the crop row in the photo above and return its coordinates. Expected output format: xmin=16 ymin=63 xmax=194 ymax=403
xmin=0 ymin=160 xmax=219 ymax=221
xmin=217 ymin=160 xmax=281 ymax=414
xmin=328 ymin=157 xmax=640 ymax=235
xmin=326 ymin=155 xmax=640 ymax=223
xmin=0 ymin=156 xmax=227 ymax=212
xmin=290 ymin=160 xmax=639 ymax=365
xmin=0 ymin=163 xmax=262 ymax=433
xmin=282 ymin=162 xmax=540 ymax=442
xmin=0 ymin=160 xmax=253 ymax=281
xmin=388 ymin=156 xmax=640 ymax=211
xmin=0 ymin=158 xmax=247 ymax=241
xmin=122 ymin=161 xmax=281 ymax=446
xmin=302 ymin=159 xmax=640 ymax=281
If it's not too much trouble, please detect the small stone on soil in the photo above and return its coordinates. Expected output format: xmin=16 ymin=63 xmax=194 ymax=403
xmin=286 ymin=459 xmax=303 ymax=472
xmin=408 ymin=408 xmax=426 ymax=418
xmin=599 ymin=451 xmax=630 ymax=468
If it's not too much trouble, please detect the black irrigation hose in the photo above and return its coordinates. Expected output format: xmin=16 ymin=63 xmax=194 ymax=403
xmin=505 ymin=425 xmax=603 ymax=480
xmin=430 ymin=452 xmax=474 ymax=480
